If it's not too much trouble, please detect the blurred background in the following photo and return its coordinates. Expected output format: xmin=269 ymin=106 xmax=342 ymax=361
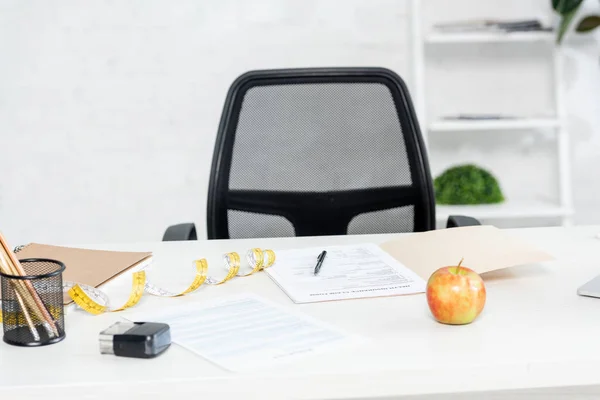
xmin=0 ymin=0 xmax=599 ymax=245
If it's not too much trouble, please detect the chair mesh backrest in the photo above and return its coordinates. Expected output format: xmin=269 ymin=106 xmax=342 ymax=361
xmin=208 ymin=68 xmax=434 ymax=239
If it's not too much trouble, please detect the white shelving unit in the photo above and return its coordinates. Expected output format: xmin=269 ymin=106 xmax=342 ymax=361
xmin=410 ymin=0 xmax=574 ymax=226
xmin=429 ymin=118 xmax=561 ymax=132
xmin=436 ymin=201 xmax=571 ymax=222
xmin=426 ymin=31 xmax=555 ymax=44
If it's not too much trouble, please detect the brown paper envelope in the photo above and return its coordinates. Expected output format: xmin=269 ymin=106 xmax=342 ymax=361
xmin=379 ymin=225 xmax=555 ymax=280
xmin=10 ymin=243 xmax=151 ymax=304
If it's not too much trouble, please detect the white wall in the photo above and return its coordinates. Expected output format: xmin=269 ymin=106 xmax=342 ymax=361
xmin=0 ymin=0 xmax=598 ymax=245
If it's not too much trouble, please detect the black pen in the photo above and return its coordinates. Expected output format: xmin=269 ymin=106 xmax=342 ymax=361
xmin=313 ymin=250 xmax=327 ymax=275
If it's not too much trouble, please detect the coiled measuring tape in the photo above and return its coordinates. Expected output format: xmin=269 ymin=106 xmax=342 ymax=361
xmin=0 ymin=248 xmax=276 ymax=321
xmin=237 ymin=249 xmax=276 ymax=276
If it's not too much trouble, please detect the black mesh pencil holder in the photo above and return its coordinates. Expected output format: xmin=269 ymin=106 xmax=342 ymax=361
xmin=0 ymin=258 xmax=66 ymax=346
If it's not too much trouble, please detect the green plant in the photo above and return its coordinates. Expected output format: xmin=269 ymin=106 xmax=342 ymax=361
xmin=553 ymin=0 xmax=600 ymax=44
xmin=434 ymin=164 xmax=505 ymax=205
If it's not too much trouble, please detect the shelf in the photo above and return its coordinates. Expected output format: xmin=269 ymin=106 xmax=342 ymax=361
xmin=413 ymin=0 xmax=573 ymax=228
xmin=426 ymin=31 xmax=555 ymax=44
xmin=436 ymin=201 xmax=573 ymax=221
xmin=429 ymin=118 xmax=560 ymax=132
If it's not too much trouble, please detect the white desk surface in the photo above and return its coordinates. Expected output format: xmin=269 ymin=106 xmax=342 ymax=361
xmin=2 ymin=226 xmax=600 ymax=400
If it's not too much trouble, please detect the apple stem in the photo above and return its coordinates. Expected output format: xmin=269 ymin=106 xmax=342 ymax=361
xmin=456 ymin=257 xmax=464 ymax=274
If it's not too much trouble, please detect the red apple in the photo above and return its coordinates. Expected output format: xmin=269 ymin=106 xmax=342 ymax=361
xmin=426 ymin=259 xmax=486 ymax=325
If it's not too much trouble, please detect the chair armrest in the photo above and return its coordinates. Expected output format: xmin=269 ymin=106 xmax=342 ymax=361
xmin=162 ymin=223 xmax=198 ymax=241
xmin=446 ymin=215 xmax=481 ymax=228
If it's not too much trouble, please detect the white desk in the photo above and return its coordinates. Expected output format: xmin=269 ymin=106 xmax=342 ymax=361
xmin=2 ymin=226 xmax=600 ymax=400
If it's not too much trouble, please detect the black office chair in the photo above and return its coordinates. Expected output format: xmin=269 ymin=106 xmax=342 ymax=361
xmin=163 ymin=67 xmax=479 ymax=241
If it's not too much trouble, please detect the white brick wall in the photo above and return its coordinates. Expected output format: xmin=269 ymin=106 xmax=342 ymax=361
xmin=0 ymin=0 xmax=598 ymax=245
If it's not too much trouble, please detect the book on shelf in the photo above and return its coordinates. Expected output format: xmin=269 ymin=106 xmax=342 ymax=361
xmin=432 ymin=19 xmax=553 ymax=34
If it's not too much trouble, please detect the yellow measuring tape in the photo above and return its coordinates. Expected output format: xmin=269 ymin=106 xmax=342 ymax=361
xmin=238 ymin=249 xmax=264 ymax=277
xmin=68 ymin=271 xmax=147 ymax=315
xmin=144 ymin=259 xmax=208 ymax=297
xmin=0 ymin=248 xmax=276 ymax=322
xmin=208 ymin=252 xmax=241 ymax=284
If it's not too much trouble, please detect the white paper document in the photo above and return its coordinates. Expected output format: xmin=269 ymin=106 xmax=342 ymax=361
xmin=126 ymin=293 xmax=358 ymax=372
xmin=266 ymin=243 xmax=426 ymax=303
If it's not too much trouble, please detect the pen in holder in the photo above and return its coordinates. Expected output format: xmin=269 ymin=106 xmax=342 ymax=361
xmin=0 ymin=258 xmax=66 ymax=346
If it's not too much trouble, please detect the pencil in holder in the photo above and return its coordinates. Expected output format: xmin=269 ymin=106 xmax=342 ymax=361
xmin=0 ymin=258 xmax=66 ymax=346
